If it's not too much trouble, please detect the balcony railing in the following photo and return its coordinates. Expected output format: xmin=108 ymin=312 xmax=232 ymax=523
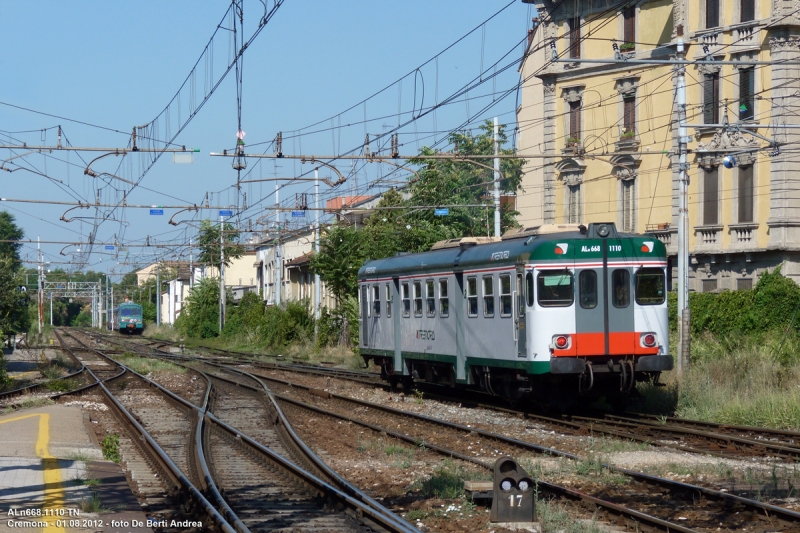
xmin=694 ymin=225 xmax=723 ymax=252
xmin=729 ymin=222 xmax=759 ymax=250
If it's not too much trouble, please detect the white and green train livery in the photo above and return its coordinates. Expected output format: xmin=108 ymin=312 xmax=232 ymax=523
xmin=357 ymin=222 xmax=673 ymax=407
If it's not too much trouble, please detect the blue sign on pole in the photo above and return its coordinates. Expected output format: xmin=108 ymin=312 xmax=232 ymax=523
xmin=219 ymin=210 xmax=233 ymax=217
xmin=291 ymin=211 xmax=306 ymax=218
xmin=104 ymin=245 xmax=115 ymax=250
xmin=150 ymin=209 xmax=164 ymax=216
xmin=434 ymin=208 xmax=450 ymax=216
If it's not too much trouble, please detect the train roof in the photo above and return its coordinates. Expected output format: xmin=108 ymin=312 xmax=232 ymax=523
xmin=358 ymin=222 xmax=667 ymax=279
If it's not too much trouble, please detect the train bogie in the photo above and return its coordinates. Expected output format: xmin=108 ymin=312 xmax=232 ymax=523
xmin=357 ymin=223 xmax=673 ymax=408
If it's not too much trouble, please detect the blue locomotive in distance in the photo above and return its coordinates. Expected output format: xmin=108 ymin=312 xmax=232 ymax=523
xmin=113 ymin=301 xmax=144 ymax=334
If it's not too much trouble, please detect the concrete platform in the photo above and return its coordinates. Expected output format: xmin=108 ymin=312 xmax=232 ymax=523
xmin=0 ymin=405 xmax=152 ymax=533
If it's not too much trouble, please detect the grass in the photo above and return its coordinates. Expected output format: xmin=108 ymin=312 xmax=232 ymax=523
xmin=43 ymin=379 xmax=72 ymax=392
xmin=101 ymin=434 xmax=120 ymax=463
xmin=79 ymin=494 xmax=104 ymax=513
xmin=412 ymin=461 xmax=469 ymax=500
xmin=638 ymin=332 xmax=800 ymax=430
xmin=115 ymin=353 xmax=185 ymax=375
xmin=586 ymin=435 xmax=650 ymax=454
xmin=2 ymin=397 xmax=55 ymax=414
xmin=536 ymin=495 xmax=605 ymax=533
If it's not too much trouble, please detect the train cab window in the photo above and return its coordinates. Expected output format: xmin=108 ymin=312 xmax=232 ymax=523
xmin=579 ymin=271 xmax=598 ymax=309
xmin=401 ymin=282 xmax=411 ymax=317
xmin=483 ymin=275 xmax=495 ymax=317
xmin=121 ymin=308 xmax=132 ymax=316
xmin=526 ymin=272 xmax=534 ymax=307
xmin=413 ymin=281 xmax=423 ymax=317
xmin=426 ymin=279 xmax=436 ymax=317
xmin=386 ymin=283 xmax=392 ymax=318
xmin=537 ymin=270 xmax=574 ymax=307
xmin=500 ymin=274 xmax=512 ymax=317
xmin=612 ymin=269 xmax=631 ymax=308
xmin=372 ymin=285 xmax=381 ymax=317
xmin=635 ymin=268 xmax=666 ymax=305
xmin=517 ymin=273 xmax=525 ymax=317
xmin=439 ymin=279 xmax=449 ymax=317
xmin=467 ymin=277 xmax=478 ymax=317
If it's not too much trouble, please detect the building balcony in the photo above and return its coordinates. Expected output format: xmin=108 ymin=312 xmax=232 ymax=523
xmin=728 ymin=222 xmax=760 ymax=251
xmin=694 ymin=225 xmax=724 ymax=253
xmin=614 ymin=136 xmax=640 ymax=153
xmin=645 ymin=223 xmax=676 ymax=254
xmin=729 ymin=21 xmax=763 ymax=54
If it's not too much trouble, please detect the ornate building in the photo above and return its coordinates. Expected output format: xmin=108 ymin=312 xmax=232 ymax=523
xmin=517 ymin=0 xmax=800 ymax=288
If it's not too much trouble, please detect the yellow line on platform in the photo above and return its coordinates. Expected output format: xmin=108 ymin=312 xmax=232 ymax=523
xmin=0 ymin=413 xmax=66 ymax=533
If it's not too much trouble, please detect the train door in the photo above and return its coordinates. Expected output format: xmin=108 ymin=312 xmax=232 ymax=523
xmin=515 ymin=268 xmax=527 ymax=357
xmin=360 ymin=284 xmax=369 ymax=348
xmin=575 ymin=260 xmax=604 ymax=355
xmin=607 ymin=262 xmax=635 ymax=355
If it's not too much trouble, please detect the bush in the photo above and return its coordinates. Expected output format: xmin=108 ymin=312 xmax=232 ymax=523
xmin=222 ymin=296 xmax=315 ymax=348
xmin=177 ymin=278 xmax=223 ymax=339
xmin=669 ymin=266 xmax=800 ymax=339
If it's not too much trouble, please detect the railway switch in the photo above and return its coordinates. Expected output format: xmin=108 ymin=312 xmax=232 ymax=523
xmin=490 ymin=456 xmax=535 ymax=523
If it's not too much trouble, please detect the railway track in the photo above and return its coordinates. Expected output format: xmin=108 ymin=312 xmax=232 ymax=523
xmin=89 ymin=329 xmax=800 ymax=461
xmin=86 ymin=330 xmax=800 ymax=530
xmin=63 ymin=329 xmax=419 ymax=533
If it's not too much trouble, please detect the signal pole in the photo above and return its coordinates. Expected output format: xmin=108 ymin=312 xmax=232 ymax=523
xmin=219 ymin=214 xmax=225 ymax=333
xmin=675 ymin=28 xmax=690 ymax=376
xmin=37 ymin=237 xmax=43 ymax=338
xmin=314 ymin=168 xmax=321 ymax=325
xmin=493 ymin=117 xmax=501 ymax=237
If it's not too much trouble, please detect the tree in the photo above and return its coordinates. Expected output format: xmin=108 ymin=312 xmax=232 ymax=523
xmin=196 ymin=219 xmax=245 ymax=269
xmin=176 ymin=277 xmax=222 ymax=338
xmin=0 ymin=212 xmax=23 ymax=266
xmin=0 ymin=258 xmax=29 ymax=335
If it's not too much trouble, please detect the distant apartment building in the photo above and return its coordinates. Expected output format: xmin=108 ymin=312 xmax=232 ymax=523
xmin=518 ymin=0 xmax=800 ymax=289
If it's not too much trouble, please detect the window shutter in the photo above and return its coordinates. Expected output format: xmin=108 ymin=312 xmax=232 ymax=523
xmin=703 ymin=75 xmax=719 ymax=124
xmin=738 ymin=166 xmax=754 ymax=222
xmin=569 ymin=101 xmax=581 ymax=141
xmin=706 ymin=0 xmax=719 ymax=28
xmin=622 ymin=180 xmax=634 ymax=232
xmin=569 ymin=17 xmax=581 ymax=59
xmin=703 ymin=168 xmax=719 ymax=225
xmin=739 ymin=68 xmax=754 ymax=121
xmin=623 ymin=97 xmax=635 ymax=134
xmin=741 ymin=0 xmax=755 ymax=23
xmin=623 ymin=6 xmax=635 ymax=45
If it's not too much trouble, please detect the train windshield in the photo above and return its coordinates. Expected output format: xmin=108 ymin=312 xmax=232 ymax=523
xmin=121 ymin=307 xmax=141 ymax=317
xmin=635 ymin=268 xmax=666 ymax=305
xmin=537 ymin=270 xmax=574 ymax=307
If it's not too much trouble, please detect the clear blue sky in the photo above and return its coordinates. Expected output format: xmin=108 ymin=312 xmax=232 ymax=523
xmin=0 ymin=1 xmax=535 ymax=276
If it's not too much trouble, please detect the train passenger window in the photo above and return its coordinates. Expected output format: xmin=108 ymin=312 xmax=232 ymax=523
xmin=483 ymin=276 xmax=495 ymax=317
xmin=467 ymin=277 xmax=478 ymax=317
xmin=579 ymin=271 xmax=598 ymax=309
xmin=517 ymin=273 xmax=525 ymax=317
xmin=372 ymin=285 xmax=381 ymax=317
xmin=402 ymin=282 xmax=410 ymax=317
xmin=413 ymin=281 xmax=423 ymax=317
xmin=537 ymin=270 xmax=574 ymax=307
xmin=386 ymin=283 xmax=392 ymax=318
xmin=526 ymin=272 xmax=534 ymax=307
xmin=426 ymin=280 xmax=436 ymax=317
xmin=635 ymin=268 xmax=666 ymax=305
xmin=500 ymin=274 xmax=512 ymax=317
xmin=439 ymin=279 xmax=449 ymax=317
xmin=612 ymin=269 xmax=631 ymax=308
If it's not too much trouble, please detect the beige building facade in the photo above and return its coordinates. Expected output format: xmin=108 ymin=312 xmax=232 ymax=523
xmin=519 ymin=0 xmax=800 ymax=289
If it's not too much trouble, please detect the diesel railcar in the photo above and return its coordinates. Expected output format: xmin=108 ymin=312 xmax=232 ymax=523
xmin=357 ymin=222 xmax=672 ymax=408
xmin=111 ymin=302 xmax=144 ymax=334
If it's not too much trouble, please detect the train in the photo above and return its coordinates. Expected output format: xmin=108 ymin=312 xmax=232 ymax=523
xmin=109 ymin=301 xmax=144 ymax=334
xmin=357 ymin=222 xmax=672 ymax=409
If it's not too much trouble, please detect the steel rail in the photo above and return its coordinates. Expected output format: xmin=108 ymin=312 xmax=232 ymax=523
xmin=54 ymin=329 xmax=237 ymax=533
xmin=66 ymin=329 xmax=418 ymax=533
xmin=245 ymin=370 xmax=800 ymax=530
xmin=96 ymin=332 xmax=800 ymax=530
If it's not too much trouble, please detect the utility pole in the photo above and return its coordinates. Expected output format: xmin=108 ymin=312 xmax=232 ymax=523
xmin=314 ymin=168 xmax=321 ymax=333
xmin=493 ymin=117 xmax=501 ymax=238
xmin=189 ymin=238 xmax=194 ymax=289
xmin=156 ymin=262 xmax=161 ymax=326
xmin=675 ymin=27 xmax=690 ymax=377
xmin=219 ymin=215 xmax=225 ymax=333
xmin=275 ymin=184 xmax=281 ymax=306
xmin=37 ymin=236 xmax=43 ymax=338
xmin=49 ymin=293 xmax=52 ymax=326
